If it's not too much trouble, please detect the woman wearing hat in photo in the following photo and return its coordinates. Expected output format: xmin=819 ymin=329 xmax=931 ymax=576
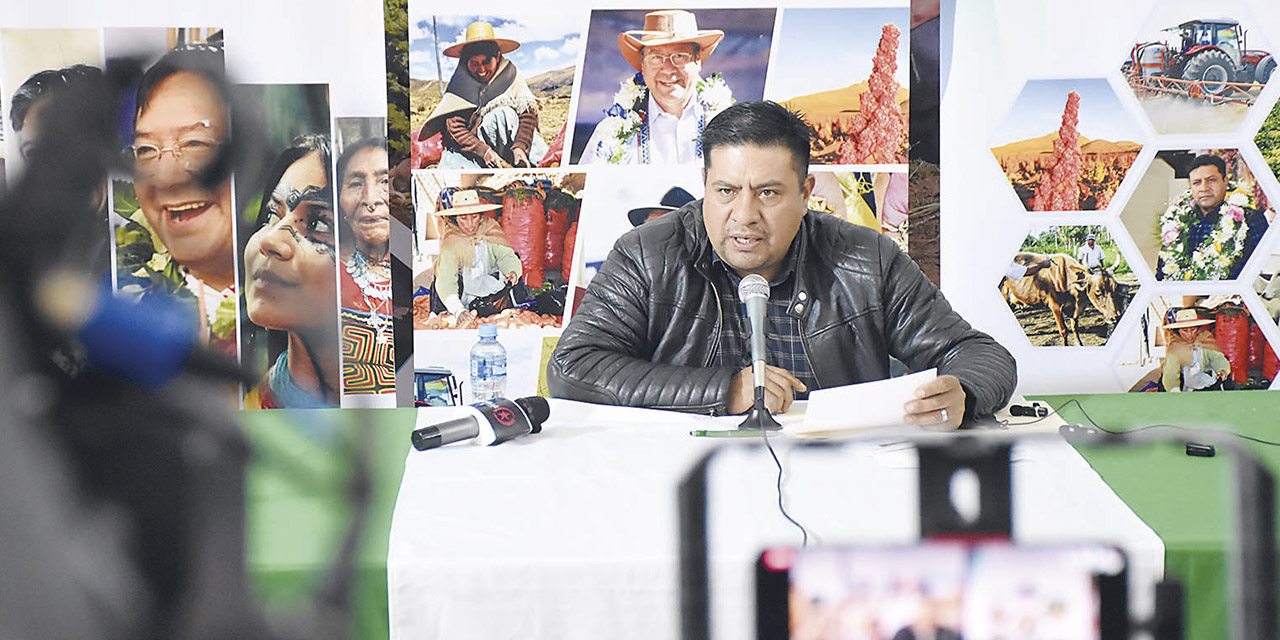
xmin=419 ymin=21 xmax=547 ymax=169
xmin=583 ymin=9 xmax=734 ymax=165
xmin=1161 ymin=307 xmax=1230 ymax=392
xmin=433 ymin=188 xmax=523 ymax=322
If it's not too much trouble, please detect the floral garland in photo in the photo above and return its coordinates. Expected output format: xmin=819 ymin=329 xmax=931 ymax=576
xmin=1159 ymin=187 xmax=1252 ymax=280
xmin=591 ymin=72 xmax=734 ymax=164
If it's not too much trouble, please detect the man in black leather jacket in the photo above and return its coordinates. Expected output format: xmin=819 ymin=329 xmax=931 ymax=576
xmin=547 ymin=101 xmax=1015 ymax=427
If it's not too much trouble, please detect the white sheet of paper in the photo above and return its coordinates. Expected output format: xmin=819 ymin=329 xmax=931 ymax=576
xmin=790 ymin=368 xmax=938 ymax=437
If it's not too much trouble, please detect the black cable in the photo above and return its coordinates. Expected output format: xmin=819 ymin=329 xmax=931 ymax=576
xmin=1055 ymin=397 xmax=1280 ymax=447
xmin=760 ymin=426 xmax=810 ymax=547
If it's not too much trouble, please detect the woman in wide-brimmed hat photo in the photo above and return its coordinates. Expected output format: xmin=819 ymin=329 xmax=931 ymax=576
xmin=432 ymin=188 xmax=523 ymax=323
xmin=1161 ymin=307 xmax=1230 ymax=392
xmin=418 ymin=21 xmax=547 ymax=169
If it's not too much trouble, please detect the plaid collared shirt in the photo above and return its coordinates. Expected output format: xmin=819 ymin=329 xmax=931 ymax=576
xmin=709 ymin=245 xmax=817 ymax=399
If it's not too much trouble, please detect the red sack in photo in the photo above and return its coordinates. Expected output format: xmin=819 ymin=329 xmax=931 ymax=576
xmin=562 ymin=220 xmax=578 ymax=282
xmin=1213 ymin=307 xmax=1249 ymax=384
xmin=538 ymin=122 xmax=567 ymax=168
xmin=1266 ymin=341 xmax=1279 ymax=382
xmin=412 ymin=125 xmax=442 ymax=169
xmin=1248 ymin=319 xmax=1265 ymax=371
xmin=544 ymin=205 xmax=570 ymax=270
xmin=502 ymin=185 xmax=546 ymax=288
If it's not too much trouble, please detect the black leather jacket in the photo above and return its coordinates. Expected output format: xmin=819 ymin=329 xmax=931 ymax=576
xmin=547 ymin=200 xmax=1016 ymax=418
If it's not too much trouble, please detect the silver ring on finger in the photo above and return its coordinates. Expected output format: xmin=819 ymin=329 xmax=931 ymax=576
xmin=939 ymin=408 xmax=949 ymax=424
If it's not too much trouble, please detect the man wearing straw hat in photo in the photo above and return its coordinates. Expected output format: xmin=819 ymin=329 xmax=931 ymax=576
xmin=1161 ymin=307 xmax=1230 ymax=392
xmin=433 ymin=188 xmax=523 ymax=322
xmin=420 ymin=21 xmax=547 ymax=169
xmin=583 ymin=9 xmax=735 ymax=165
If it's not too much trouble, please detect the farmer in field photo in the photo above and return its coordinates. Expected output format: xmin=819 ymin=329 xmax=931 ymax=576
xmin=432 ymin=188 xmax=523 ymax=323
xmin=418 ymin=21 xmax=547 ymax=169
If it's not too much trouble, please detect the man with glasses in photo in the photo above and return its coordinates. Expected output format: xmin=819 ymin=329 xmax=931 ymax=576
xmin=121 ymin=44 xmax=237 ymax=354
xmin=583 ymin=9 xmax=735 ymax=165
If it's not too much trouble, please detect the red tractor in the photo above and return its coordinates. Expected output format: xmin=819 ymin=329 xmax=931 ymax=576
xmin=1127 ymin=19 xmax=1274 ymax=96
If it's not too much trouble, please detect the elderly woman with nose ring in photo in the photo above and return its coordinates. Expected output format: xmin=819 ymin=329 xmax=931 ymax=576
xmin=337 ymin=136 xmax=395 ymax=395
xmin=242 ymin=134 xmax=341 ymax=409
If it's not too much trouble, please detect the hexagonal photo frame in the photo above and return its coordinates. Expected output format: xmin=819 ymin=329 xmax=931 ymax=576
xmin=999 ymin=225 xmax=1138 ymax=347
xmin=1257 ymin=98 xmax=1280 ymax=182
xmin=989 ymin=79 xmax=1144 ymax=212
xmin=1118 ymin=148 xmax=1275 ymax=281
xmin=1121 ymin=5 xmax=1277 ymax=134
xmin=1117 ymin=293 xmax=1277 ymax=392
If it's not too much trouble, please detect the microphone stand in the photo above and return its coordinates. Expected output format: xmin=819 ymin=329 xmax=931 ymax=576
xmin=739 ymin=366 xmax=781 ymax=431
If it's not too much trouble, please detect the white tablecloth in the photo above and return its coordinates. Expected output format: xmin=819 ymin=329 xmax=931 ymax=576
xmin=387 ymin=400 xmax=1162 ymax=639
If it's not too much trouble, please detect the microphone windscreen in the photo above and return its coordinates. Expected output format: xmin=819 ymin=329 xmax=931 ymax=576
xmin=515 ymin=396 xmax=551 ymax=432
xmin=737 ymin=273 xmax=769 ymax=302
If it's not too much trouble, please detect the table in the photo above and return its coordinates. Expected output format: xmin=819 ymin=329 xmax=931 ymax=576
xmin=1038 ymin=390 xmax=1280 ymax=640
xmin=386 ymin=400 xmax=1163 ymax=639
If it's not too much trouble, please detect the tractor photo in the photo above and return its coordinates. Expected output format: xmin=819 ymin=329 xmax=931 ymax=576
xmin=1126 ymin=18 xmax=1274 ymax=99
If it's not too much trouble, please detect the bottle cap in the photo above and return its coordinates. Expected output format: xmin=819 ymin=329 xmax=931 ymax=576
xmin=478 ymin=323 xmax=497 ymax=338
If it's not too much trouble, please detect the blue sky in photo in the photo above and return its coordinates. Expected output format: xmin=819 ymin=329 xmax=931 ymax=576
xmin=766 ymin=7 xmax=910 ymax=102
xmin=409 ymin=13 xmax=581 ymax=81
xmin=992 ymin=78 xmax=1144 ymax=146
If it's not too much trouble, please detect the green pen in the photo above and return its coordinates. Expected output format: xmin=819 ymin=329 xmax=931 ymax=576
xmin=690 ymin=429 xmax=770 ymax=437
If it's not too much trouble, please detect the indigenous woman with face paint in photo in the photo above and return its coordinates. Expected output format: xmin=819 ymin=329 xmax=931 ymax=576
xmin=242 ymin=135 xmax=340 ymax=409
xmin=336 ymin=136 xmax=395 ymax=395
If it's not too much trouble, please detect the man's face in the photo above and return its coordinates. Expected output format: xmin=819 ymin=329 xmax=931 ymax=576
xmin=1189 ymin=163 xmax=1228 ymax=211
xmin=244 ymin=150 xmax=337 ymax=333
xmin=466 ymin=53 xmax=500 ymax=83
xmin=133 ymin=71 xmax=234 ymax=284
xmin=339 ymin=146 xmax=390 ymax=253
xmin=640 ymin=43 xmax=701 ymax=116
xmin=1087 ymin=238 xmax=1095 ymax=247
xmin=702 ymin=144 xmax=813 ymax=282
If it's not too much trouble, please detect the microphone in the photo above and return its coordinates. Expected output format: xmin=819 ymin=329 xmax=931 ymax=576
xmin=35 ymin=269 xmax=253 ymax=386
xmin=736 ymin=274 xmax=780 ymax=431
xmin=411 ymin=396 xmax=551 ymax=451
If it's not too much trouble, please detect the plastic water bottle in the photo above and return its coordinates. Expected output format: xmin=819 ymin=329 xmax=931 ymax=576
xmin=469 ymin=323 xmax=507 ymax=402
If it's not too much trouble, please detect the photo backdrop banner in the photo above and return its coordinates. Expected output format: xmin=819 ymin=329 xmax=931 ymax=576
xmin=946 ymin=0 xmax=1280 ymax=396
xmin=0 ymin=0 xmax=934 ymax=409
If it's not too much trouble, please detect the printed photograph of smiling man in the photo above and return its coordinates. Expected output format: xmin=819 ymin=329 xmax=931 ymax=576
xmin=570 ymin=8 xmax=774 ymax=166
xmin=407 ymin=12 xmax=582 ymax=170
xmin=1118 ymin=148 xmax=1275 ymax=282
xmin=232 ymin=84 xmax=339 ymax=409
xmin=108 ymin=29 xmax=242 ymax=358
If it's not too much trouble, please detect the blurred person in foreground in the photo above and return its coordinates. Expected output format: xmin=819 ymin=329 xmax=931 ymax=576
xmin=549 ymin=101 xmax=1015 ymax=426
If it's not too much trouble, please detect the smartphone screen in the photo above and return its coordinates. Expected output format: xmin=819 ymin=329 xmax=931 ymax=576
xmin=756 ymin=542 xmax=1127 ymax=640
